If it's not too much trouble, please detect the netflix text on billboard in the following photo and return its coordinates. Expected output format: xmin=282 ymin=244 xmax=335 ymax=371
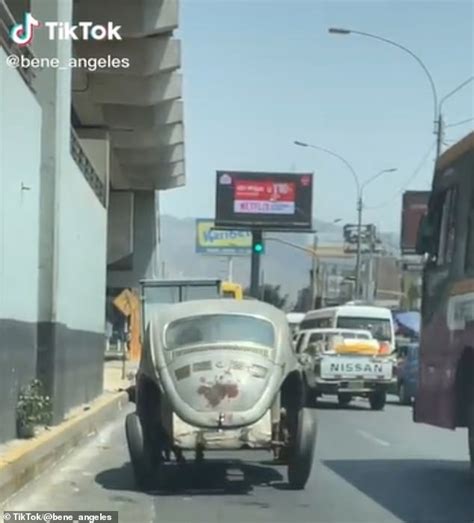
xmin=234 ymin=180 xmax=296 ymax=215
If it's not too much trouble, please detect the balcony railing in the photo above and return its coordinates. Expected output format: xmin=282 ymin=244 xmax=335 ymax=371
xmin=0 ymin=0 xmax=38 ymax=90
xmin=70 ymin=128 xmax=107 ymax=208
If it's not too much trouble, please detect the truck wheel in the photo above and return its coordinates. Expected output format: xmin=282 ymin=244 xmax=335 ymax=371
xmin=337 ymin=394 xmax=352 ymax=407
xmin=468 ymin=395 xmax=474 ymax=474
xmin=398 ymin=382 xmax=411 ymax=405
xmin=369 ymin=390 xmax=386 ymax=411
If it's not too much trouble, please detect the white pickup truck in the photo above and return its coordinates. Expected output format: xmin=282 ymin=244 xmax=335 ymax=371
xmin=294 ymin=328 xmax=396 ymax=410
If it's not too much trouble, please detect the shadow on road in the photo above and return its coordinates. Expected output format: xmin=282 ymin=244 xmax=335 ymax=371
xmin=315 ymin=399 xmax=371 ymax=411
xmin=96 ymin=459 xmax=285 ymax=496
xmin=324 ymin=459 xmax=474 ymax=523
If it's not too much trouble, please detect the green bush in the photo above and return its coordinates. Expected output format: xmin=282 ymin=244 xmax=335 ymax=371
xmin=16 ymin=379 xmax=53 ymax=437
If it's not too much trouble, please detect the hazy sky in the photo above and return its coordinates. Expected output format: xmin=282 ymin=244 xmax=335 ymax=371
xmin=160 ymin=0 xmax=474 ymax=234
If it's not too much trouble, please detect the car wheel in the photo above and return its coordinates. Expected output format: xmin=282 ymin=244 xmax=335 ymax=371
xmin=398 ymin=382 xmax=410 ymax=405
xmin=369 ymin=389 xmax=386 ymax=411
xmin=125 ymin=412 xmax=155 ymax=490
xmin=287 ymin=408 xmax=317 ymax=490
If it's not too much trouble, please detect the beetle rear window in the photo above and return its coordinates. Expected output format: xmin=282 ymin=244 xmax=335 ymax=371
xmin=165 ymin=314 xmax=275 ymax=349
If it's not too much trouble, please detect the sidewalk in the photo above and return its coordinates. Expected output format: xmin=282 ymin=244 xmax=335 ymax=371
xmin=0 ymin=360 xmax=136 ymax=504
xmin=103 ymin=358 xmax=138 ymax=393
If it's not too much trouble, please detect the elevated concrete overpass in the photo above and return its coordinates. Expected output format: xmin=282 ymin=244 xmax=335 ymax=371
xmin=72 ymin=0 xmax=185 ymax=191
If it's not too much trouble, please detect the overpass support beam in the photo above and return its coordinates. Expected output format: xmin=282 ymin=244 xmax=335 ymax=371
xmin=107 ymin=191 xmax=159 ymax=291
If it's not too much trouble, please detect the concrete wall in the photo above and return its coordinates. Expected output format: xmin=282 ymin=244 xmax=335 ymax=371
xmin=50 ymin=154 xmax=108 ymax=414
xmin=0 ymin=48 xmax=42 ymax=442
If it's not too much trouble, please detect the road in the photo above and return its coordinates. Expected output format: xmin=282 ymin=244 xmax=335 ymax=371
xmin=4 ymin=397 xmax=474 ymax=523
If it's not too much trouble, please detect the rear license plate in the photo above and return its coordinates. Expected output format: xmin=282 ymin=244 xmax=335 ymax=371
xmin=320 ymin=356 xmax=392 ymax=380
xmin=347 ymin=381 xmax=364 ymax=390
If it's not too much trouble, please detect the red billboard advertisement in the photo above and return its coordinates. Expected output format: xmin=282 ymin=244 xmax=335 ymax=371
xmin=401 ymin=191 xmax=430 ymax=254
xmin=234 ymin=180 xmax=296 ymax=215
xmin=215 ymin=171 xmax=313 ymax=230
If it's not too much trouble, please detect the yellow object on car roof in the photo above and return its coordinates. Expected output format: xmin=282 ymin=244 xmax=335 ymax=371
xmin=330 ymin=336 xmax=380 ymax=356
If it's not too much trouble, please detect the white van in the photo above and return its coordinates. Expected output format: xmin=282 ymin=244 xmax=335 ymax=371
xmin=300 ymin=305 xmax=395 ymax=352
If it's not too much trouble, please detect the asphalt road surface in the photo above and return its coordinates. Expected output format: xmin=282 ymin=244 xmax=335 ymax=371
xmin=4 ymin=397 xmax=474 ymax=523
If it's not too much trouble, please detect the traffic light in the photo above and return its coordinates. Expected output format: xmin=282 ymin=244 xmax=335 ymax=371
xmin=252 ymin=231 xmax=265 ymax=254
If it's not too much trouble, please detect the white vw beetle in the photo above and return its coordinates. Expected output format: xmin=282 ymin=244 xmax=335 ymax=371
xmin=125 ymin=298 xmax=318 ymax=490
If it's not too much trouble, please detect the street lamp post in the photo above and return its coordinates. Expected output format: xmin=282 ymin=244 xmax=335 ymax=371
xmin=264 ymin=227 xmax=336 ymax=308
xmin=294 ymin=140 xmax=396 ymax=298
xmin=436 ymin=76 xmax=474 ymax=155
xmin=328 ymin=27 xmax=474 ymax=159
xmin=328 ymin=27 xmax=438 ymax=132
xmin=357 ymin=168 xmax=397 ymax=299
xmin=311 ymin=233 xmax=318 ymax=308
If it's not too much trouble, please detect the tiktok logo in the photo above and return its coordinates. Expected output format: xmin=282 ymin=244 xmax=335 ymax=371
xmin=10 ymin=12 xmax=41 ymax=47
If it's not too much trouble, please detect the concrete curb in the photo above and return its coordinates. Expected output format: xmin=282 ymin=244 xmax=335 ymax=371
xmin=0 ymin=391 xmax=129 ymax=505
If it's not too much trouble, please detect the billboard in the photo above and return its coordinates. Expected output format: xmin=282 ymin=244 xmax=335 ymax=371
xmin=343 ymin=224 xmax=382 ymax=254
xmin=195 ymin=219 xmax=251 ymax=255
xmin=401 ymin=191 xmax=430 ymax=254
xmin=215 ymin=171 xmax=313 ymax=231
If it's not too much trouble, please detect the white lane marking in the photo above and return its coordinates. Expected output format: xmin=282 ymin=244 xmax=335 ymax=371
xmin=357 ymin=429 xmax=391 ymax=447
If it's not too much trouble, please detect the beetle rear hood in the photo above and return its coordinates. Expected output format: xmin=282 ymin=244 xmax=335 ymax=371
xmin=156 ymin=345 xmax=282 ymax=428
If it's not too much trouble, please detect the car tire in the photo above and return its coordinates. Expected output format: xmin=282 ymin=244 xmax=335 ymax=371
xmin=468 ymin=392 xmax=474 ymax=474
xmin=287 ymin=408 xmax=317 ymax=490
xmin=125 ymin=412 xmax=155 ymax=490
xmin=398 ymin=382 xmax=411 ymax=405
xmin=369 ymin=389 xmax=386 ymax=411
xmin=337 ymin=394 xmax=352 ymax=407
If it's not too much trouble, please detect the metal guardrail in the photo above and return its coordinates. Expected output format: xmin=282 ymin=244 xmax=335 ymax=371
xmin=0 ymin=0 xmax=38 ymax=90
xmin=70 ymin=128 xmax=107 ymax=207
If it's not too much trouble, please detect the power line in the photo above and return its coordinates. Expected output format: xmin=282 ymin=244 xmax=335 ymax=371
xmin=365 ymin=140 xmax=436 ymax=210
xmin=445 ymin=117 xmax=474 ymax=129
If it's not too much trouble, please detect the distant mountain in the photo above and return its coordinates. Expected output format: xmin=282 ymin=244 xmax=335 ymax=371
xmin=158 ymin=215 xmax=400 ymax=305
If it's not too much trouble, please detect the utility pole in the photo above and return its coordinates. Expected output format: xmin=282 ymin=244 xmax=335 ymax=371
xmin=250 ymin=229 xmax=263 ymax=298
xmin=320 ymin=263 xmax=327 ymax=307
xmin=355 ymin=195 xmax=363 ymax=299
xmin=227 ymin=256 xmax=233 ymax=282
xmin=310 ymin=233 xmax=318 ymax=308
xmin=366 ymin=226 xmax=376 ymax=303
xmin=435 ymin=114 xmax=444 ymax=160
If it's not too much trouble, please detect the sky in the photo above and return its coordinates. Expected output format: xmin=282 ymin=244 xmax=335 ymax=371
xmin=159 ymin=0 xmax=474 ymax=235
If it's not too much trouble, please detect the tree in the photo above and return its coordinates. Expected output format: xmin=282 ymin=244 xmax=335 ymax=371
xmin=244 ymin=284 xmax=288 ymax=309
xmin=293 ymin=285 xmax=311 ymax=312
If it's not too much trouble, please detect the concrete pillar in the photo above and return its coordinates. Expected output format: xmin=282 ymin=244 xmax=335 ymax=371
xmin=32 ymin=0 xmax=73 ymax=327
xmin=107 ymin=191 xmax=159 ymax=290
xmin=30 ymin=0 xmax=75 ymax=422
